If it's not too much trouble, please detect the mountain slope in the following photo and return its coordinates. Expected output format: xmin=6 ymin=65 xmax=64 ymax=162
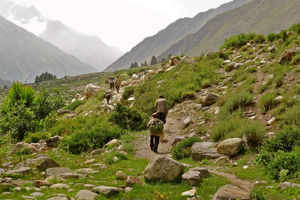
xmin=161 ymin=0 xmax=300 ymax=57
xmin=105 ymin=0 xmax=252 ymax=72
xmin=0 ymin=0 xmax=123 ymax=71
xmin=41 ymin=21 xmax=123 ymax=72
xmin=0 ymin=16 xmax=96 ymax=82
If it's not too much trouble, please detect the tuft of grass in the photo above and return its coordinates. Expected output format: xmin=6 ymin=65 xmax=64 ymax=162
xmin=221 ymin=91 xmax=253 ymax=114
xmin=172 ymin=137 xmax=202 ymax=160
xmin=258 ymin=92 xmax=277 ymax=113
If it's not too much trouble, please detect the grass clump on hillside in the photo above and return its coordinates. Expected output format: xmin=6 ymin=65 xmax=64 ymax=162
xmin=133 ymin=57 xmax=221 ymax=114
xmin=256 ymin=127 xmax=300 ymax=180
xmin=110 ymin=103 xmax=148 ymax=131
xmin=172 ymin=137 xmax=202 ymax=160
xmin=212 ymin=117 xmax=265 ymax=148
xmin=281 ymin=104 xmax=300 ymax=127
xmin=61 ymin=116 xmax=124 ymax=154
xmin=258 ymin=92 xmax=277 ymax=113
xmin=222 ymin=33 xmax=265 ymax=49
xmin=221 ymin=91 xmax=253 ymax=114
xmin=65 ymin=100 xmax=85 ymax=111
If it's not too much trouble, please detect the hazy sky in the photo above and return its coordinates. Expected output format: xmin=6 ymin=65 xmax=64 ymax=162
xmin=15 ymin=0 xmax=233 ymax=51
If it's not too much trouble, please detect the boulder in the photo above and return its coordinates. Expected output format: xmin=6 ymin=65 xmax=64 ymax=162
xmin=26 ymin=156 xmax=60 ymax=171
xmin=50 ymin=183 xmax=70 ymax=189
xmin=46 ymin=167 xmax=73 ymax=178
xmin=144 ymin=156 xmax=184 ymax=182
xmin=92 ymin=186 xmax=121 ymax=197
xmin=213 ymin=185 xmax=250 ymax=200
xmin=13 ymin=142 xmax=38 ymax=154
xmin=182 ymin=167 xmax=210 ymax=186
xmin=191 ymin=142 xmax=222 ymax=161
xmin=5 ymin=167 xmax=31 ymax=176
xmin=84 ymin=84 xmax=100 ymax=98
xmin=75 ymin=190 xmax=98 ymax=200
xmin=46 ymin=136 xmax=62 ymax=148
xmin=201 ymin=93 xmax=219 ymax=106
xmin=217 ymin=138 xmax=244 ymax=157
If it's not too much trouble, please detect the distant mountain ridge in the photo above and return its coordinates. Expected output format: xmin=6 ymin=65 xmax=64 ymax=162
xmin=160 ymin=0 xmax=300 ymax=57
xmin=0 ymin=16 xmax=96 ymax=82
xmin=0 ymin=0 xmax=123 ymax=71
xmin=105 ymin=0 xmax=253 ymax=72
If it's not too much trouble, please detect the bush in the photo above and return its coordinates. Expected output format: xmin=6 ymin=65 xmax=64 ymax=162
xmin=122 ymin=87 xmax=135 ymax=101
xmin=291 ymin=54 xmax=300 ymax=65
xmin=254 ymin=34 xmax=266 ymax=43
xmin=267 ymin=33 xmax=278 ymax=42
xmin=212 ymin=117 xmax=265 ymax=148
xmin=65 ymin=100 xmax=85 ymax=111
xmin=110 ymin=103 xmax=147 ymax=131
xmin=222 ymin=91 xmax=253 ymax=114
xmin=0 ymin=83 xmax=64 ymax=142
xmin=222 ymin=33 xmax=256 ymax=49
xmin=290 ymin=22 xmax=300 ymax=34
xmin=35 ymin=72 xmax=57 ymax=83
xmin=24 ymin=132 xmax=51 ymax=143
xmin=281 ymin=104 xmax=300 ymax=126
xmin=256 ymin=127 xmax=300 ymax=180
xmin=258 ymin=92 xmax=277 ymax=113
xmin=172 ymin=137 xmax=202 ymax=160
xmin=61 ymin=117 xmax=124 ymax=154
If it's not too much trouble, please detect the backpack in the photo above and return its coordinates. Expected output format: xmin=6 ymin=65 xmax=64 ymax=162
xmin=148 ymin=118 xmax=164 ymax=134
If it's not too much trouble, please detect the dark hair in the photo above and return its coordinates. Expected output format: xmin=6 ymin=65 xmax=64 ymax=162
xmin=159 ymin=95 xmax=164 ymax=98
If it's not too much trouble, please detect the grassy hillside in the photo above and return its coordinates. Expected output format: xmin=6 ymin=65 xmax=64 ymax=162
xmin=2 ymin=23 xmax=300 ymax=199
xmin=160 ymin=0 xmax=300 ymax=58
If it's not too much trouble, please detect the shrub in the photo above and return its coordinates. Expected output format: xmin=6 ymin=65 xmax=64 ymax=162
xmin=35 ymin=72 xmax=57 ymax=83
xmin=267 ymin=33 xmax=278 ymax=42
xmin=258 ymin=92 xmax=277 ymax=113
xmin=122 ymin=86 xmax=135 ymax=101
xmin=222 ymin=91 xmax=253 ymax=114
xmin=281 ymin=104 xmax=300 ymax=126
xmin=61 ymin=117 xmax=124 ymax=154
xmin=291 ymin=54 xmax=300 ymax=65
xmin=256 ymin=127 xmax=300 ymax=180
xmin=172 ymin=137 xmax=202 ymax=160
xmin=212 ymin=117 xmax=265 ymax=148
xmin=222 ymin=33 xmax=256 ymax=49
xmin=24 ymin=132 xmax=51 ymax=143
xmin=110 ymin=103 xmax=147 ymax=131
xmin=289 ymin=22 xmax=300 ymax=34
xmin=65 ymin=100 xmax=85 ymax=111
xmin=254 ymin=34 xmax=266 ymax=43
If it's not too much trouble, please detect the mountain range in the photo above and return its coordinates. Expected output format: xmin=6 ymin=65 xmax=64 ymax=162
xmin=0 ymin=15 xmax=96 ymax=82
xmin=0 ymin=0 xmax=123 ymax=72
xmin=106 ymin=0 xmax=300 ymax=72
xmin=105 ymin=0 xmax=253 ymax=72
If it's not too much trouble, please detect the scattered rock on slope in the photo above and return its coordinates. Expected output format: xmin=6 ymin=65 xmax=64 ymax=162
xmin=213 ymin=184 xmax=250 ymax=200
xmin=192 ymin=142 xmax=222 ymax=161
xmin=144 ymin=156 xmax=185 ymax=182
xmin=182 ymin=167 xmax=210 ymax=186
xmin=217 ymin=138 xmax=244 ymax=157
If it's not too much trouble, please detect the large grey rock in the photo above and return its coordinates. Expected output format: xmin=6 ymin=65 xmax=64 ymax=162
xmin=92 ymin=186 xmax=121 ymax=197
xmin=26 ymin=156 xmax=60 ymax=171
xmin=182 ymin=167 xmax=210 ymax=186
xmin=191 ymin=142 xmax=222 ymax=161
xmin=46 ymin=167 xmax=73 ymax=178
xmin=75 ymin=190 xmax=98 ymax=200
xmin=217 ymin=138 xmax=244 ymax=157
xmin=181 ymin=188 xmax=197 ymax=197
xmin=5 ymin=167 xmax=31 ymax=176
xmin=213 ymin=184 xmax=250 ymax=200
xmin=144 ymin=156 xmax=184 ymax=182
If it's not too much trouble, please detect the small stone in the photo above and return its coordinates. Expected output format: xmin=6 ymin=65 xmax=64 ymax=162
xmin=125 ymin=187 xmax=133 ymax=193
xmin=5 ymin=167 xmax=31 ymax=176
xmin=267 ymin=117 xmax=276 ymax=125
xmin=61 ymin=172 xmax=81 ymax=179
xmin=183 ymin=117 xmax=193 ymax=128
xmin=76 ymin=168 xmax=98 ymax=175
xmin=93 ymin=164 xmax=107 ymax=169
xmin=126 ymin=176 xmax=143 ymax=186
xmin=84 ymin=184 xmax=95 ymax=189
xmin=182 ymin=188 xmax=197 ymax=197
xmin=50 ymin=183 xmax=70 ymax=189
xmin=92 ymin=186 xmax=121 ymax=197
xmin=116 ymin=171 xmax=127 ymax=180
xmin=91 ymin=149 xmax=104 ymax=155
xmin=31 ymin=192 xmax=44 ymax=197
xmin=243 ymin=165 xmax=249 ymax=169
xmin=84 ymin=159 xmax=96 ymax=165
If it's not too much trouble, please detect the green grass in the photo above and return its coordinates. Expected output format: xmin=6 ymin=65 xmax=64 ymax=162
xmin=258 ymin=92 xmax=277 ymax=113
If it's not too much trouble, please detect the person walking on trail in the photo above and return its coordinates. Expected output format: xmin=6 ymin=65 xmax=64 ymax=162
xmin=115 ymin=75 xmax=121 ymax=93
xmin=104 ymin=90 xmax=112 ymax=104
xmin=109 ymin=77 xmax=115 ymax=90
xmin=147 ymin=114 xmax=164 ymax=153
xmin=155 ymin=95 xmax=168 ymax=124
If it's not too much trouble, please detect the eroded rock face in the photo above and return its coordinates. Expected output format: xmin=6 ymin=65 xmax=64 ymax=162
xmin=182 ymin=167 xmax=210 ymax=186
xmin=144 ymin=156 xmax=184 ymax=182
xmin=192 ymin=142 xmax=222 ymax=161
xmin=213 ymin=184 xmax=250 ymax=200
xmin=217 ymin=138 xmax=244 ymax=157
